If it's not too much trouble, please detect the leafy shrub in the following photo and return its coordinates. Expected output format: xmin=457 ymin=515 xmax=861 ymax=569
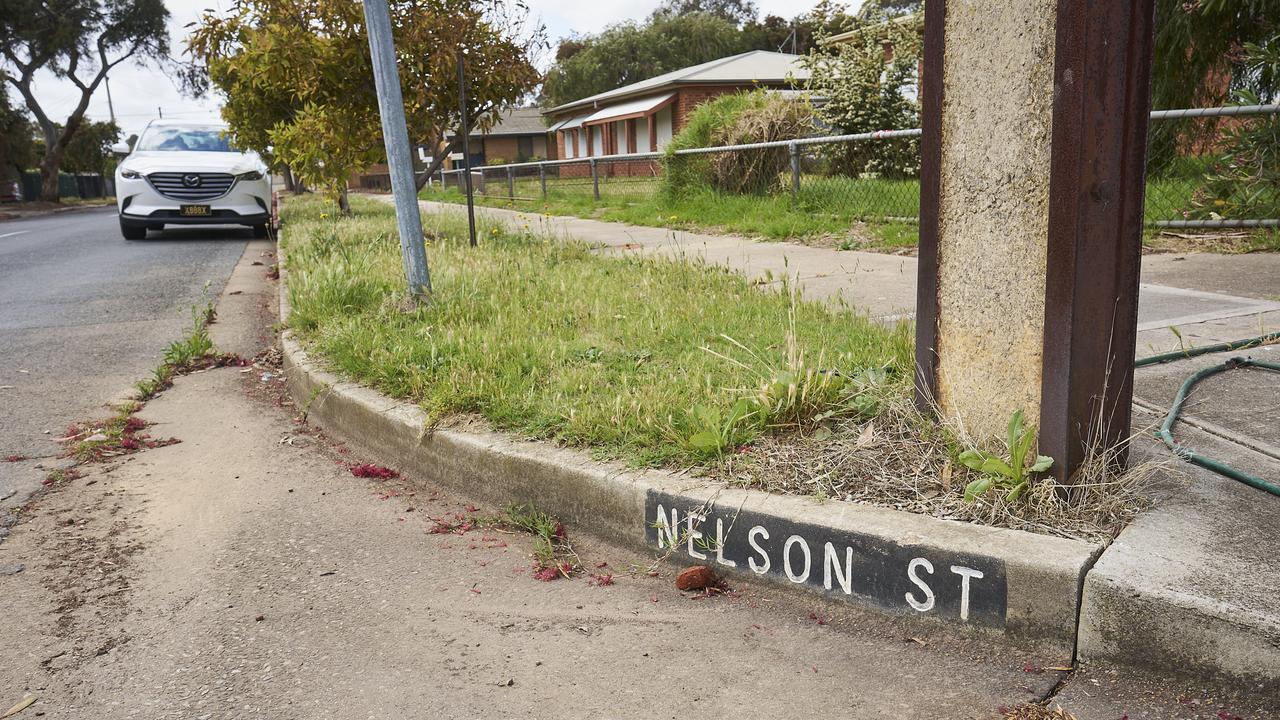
xmin=662 ymin=89 xmax=816 ymax=196
xmin=1188 ymin=107 xmax=1280 ymax=220
xmin=803 ymin=7 xmax=921 ymax=179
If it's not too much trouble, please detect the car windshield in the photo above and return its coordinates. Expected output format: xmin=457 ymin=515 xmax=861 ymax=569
xmin=137 ymin=127 xmax=237 ymax=152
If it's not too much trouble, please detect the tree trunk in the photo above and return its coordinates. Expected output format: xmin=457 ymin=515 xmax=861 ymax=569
xmin=38 ymin=143 xmax=66 ymax=202
xmin=337 ymin=184 xmax=351 ymax=215
xmin=282 ymin=165 xmax=296 ymax=193
xmin=35 ymin=98 xmax=88 ymax=202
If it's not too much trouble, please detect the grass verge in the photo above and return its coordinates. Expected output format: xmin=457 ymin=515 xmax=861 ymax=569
xmin=421 ymin=176 xmax=1278 ymax=254
xmin=282 ymin=194 xmax=912 ymax=468
xmin=285 ymin=195 xmax=1151 ymax=538
xmin=420 ymin=182 xmax=919 ymax=251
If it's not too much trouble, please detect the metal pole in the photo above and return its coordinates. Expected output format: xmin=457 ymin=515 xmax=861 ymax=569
xmin=789 ymin=142 xmax=800 ymax=196
xmin=506 ymin=166 xmax=514 ymax=198
xmin=457 ymin=49 xmax=477 ymax=247
xmin=105 ymin=76 xmax=117 ymax=125
xmin=590 ymin=158 xmax=600 ymax=201
xmin=362 ymin=0 xmax=431 ymax=297
xmin=539 ymin=162 xmax=547 ymax=198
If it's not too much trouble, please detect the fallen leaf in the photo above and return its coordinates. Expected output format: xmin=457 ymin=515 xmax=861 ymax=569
xmin=1 ymin=695 xmax=35 ymax=718
xmin=856 ymin=423 xmax=876 ymax=448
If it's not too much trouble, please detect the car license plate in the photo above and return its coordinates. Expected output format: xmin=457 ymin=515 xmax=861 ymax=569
xmin=180 ymin=204 xmax=212 ymax=217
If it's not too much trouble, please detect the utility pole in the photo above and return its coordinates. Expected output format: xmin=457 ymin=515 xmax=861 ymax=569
xmin=105 ymin=75 xmax=117 ymax=125
xmin=361 ymin=0 xmax=433 ymax=299
xmin=457 ymin=48 xmax=477 ymax=247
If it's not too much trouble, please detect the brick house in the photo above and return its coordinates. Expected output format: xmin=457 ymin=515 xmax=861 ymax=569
xmin=544 ymin=50 xmax=810 ymax=175
xmin=442 ymin=107 xmax=553 ymax=168
xmin=352 ymin=108 xmax=554 ymax=189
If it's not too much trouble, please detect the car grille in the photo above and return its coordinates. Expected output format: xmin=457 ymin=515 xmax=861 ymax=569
xmin=146 ymin=172 xmax=236 ymax=201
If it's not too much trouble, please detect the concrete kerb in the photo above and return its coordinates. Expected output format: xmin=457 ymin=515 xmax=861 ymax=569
xmin=275 ymin=232 xmax=1101 ymax=658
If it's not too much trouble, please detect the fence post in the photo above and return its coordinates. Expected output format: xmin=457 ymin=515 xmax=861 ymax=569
xmin=789 ymin=142 xmax=801 ymax=196
xmin=539 ymin=163 xmax=547 ymax=198
xmin=506 ymin=166 xmax=515 ymax=198
xmin=439 ymin=166 xmax=445 ymax=188
xmin=590 ymin=158 xmax=600 ymax=201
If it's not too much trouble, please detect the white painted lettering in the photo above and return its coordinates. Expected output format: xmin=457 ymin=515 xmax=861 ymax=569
xmin=950 ymin=565 xmax=985 ymax=621
xmin=823 ymin=542 xmax=854 ymax=595
xmin=783 ymin=535 xmax=811 ymax=584
xmin=686 ymin=513 xmax=707 ymax=560
xmin=654 ymin=505 xmax=679 ymax=549
xmin=714 ymin=518 xmax=737 ymax=567
xmin=660 ymin=502 xmax=680 ymax=545
xmin=747 ymin=526 xmax=770 ymax=574
xmin=905 ymin=558 xmax=935 ymax=612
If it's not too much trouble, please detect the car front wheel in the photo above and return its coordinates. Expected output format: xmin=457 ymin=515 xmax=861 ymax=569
xmin=252 ymin=223 xmax=269 ymax=239
xmin=119 ymin=216 xmax=147 ymax=240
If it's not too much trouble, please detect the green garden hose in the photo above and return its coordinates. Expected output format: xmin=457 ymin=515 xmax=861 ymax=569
xmin=1152 ymin=356 xmax=1280 ymax=497
xmin=1134 ymin=332 xmax=1280 ymax=367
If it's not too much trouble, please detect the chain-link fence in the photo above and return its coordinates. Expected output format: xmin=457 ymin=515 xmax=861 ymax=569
xmin=1142 ymin=105 xmax=1279 ymax=228
xmin=430 ymin=105 xmax=1278 ymax=230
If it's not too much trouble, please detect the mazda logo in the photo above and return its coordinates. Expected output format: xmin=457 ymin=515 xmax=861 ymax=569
xmin=182 ymin=174 xmax=202 ymax=187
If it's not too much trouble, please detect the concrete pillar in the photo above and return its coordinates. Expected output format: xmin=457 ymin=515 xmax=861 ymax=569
xmin=916 ymin=0 xmax=1155 ymax=482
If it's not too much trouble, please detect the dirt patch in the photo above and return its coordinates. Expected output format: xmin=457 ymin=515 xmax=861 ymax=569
xmin=1144 ymin=229 xmax=1280 ymax=254
xmin=713 ymin=403 xmax=1156 ymax=543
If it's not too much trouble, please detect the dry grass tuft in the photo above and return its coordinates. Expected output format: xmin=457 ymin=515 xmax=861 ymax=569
xmin=715 ymin=395 xmax=1163 ymax=542
xmin=1000 ymin=702 xmax=1077 ymax=720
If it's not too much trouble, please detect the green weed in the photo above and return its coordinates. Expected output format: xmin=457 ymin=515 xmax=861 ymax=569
xmin=959 ymin=410 xmax=1053 ymax=503
xmin=500 ymin=503 xmax=578 ymax=578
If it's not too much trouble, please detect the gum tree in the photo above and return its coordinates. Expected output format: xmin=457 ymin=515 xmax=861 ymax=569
xmin=0 ymin=0 xmax=169 ymax=201
xmin=187 ymin=0 xmax=543 ymax=212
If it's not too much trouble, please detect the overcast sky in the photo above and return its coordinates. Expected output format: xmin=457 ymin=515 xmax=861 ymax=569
xmin=23 ymin=0 xmax=845 ymax=141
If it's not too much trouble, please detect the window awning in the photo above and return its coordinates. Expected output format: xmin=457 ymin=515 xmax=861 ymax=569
xmin=548 ymin=113 xmax=590 ymax=133
xmin=581 ymin=92 xmax=676 ymax=126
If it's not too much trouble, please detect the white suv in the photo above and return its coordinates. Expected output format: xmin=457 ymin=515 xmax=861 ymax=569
xmin=114 ymin=121 xmax=272 ymax=240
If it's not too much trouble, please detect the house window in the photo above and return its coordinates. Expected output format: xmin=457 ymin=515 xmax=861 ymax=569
xmin=517 ymin=136 xmax=533 ymax=162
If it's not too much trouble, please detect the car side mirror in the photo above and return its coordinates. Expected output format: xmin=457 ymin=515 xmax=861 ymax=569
xmin=110 ymin=142 xmax=131 ymax=156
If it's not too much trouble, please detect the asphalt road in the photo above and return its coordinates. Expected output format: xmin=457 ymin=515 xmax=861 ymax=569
xmin=0 ymin=207 xmax=251 ymax=506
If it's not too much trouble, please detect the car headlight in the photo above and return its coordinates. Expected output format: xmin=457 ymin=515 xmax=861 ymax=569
xmin=120 ymin=168 xmax=141 ymax=179
xmin=235 ymin=170 xmax=264 ymax=181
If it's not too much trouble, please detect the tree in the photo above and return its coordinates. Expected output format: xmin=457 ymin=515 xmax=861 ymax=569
xmin=188 ymin=0 xmax=543 ymax=212
xmin=60 ymin=119 xmax=120 ymax=175
xmin=1148 ymin=0 xmax=1279 ymax=172
xmin=803 ymin=2 xmax=922 ymax=178
xmin=653 ymin=0 xmax=758 ymax=26
xmin=541 ymin=12 xmax=748 ymax=110
xmin=739 ymin=6 xmax=856 ymax=56
xmin=0 ymin=84 xmax=37 ymax=181
xmin=0 ymin=0 xmax=170 ymax=201
xmin=1189 ymin=37 xmax=1280 ymax=220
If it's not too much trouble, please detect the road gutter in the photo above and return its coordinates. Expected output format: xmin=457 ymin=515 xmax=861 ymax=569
xmin=275 ymin=238 xmax=1103 ymax=662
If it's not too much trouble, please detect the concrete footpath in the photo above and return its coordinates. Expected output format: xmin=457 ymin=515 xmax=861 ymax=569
xmin=411 ymin=198 xmax=1280 ymax=339
xmin=8 ymin=236 xmax=1261 ymax=719
xmin=395 ymin=197 xmax=1280 ymax=691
